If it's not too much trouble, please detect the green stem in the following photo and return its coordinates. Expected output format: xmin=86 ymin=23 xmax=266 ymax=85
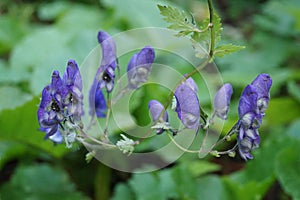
xmin=207 ymin=0 xmax=215 ymax=60
xmin=167 ymin=132 xmax=199 ymax=153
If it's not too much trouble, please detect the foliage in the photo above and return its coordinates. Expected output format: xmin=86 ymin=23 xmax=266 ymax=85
xmin=0 ymin=0 xmax=300 ymax=199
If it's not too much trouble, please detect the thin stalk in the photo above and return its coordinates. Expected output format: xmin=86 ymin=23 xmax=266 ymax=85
xmin=207 ymin=0 xmax=215 ymax=59
xmin=167 ymin=132 xmax=199 ymax=153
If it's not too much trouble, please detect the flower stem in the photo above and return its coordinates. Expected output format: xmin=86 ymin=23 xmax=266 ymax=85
xmin=167 ymin=132 xmax=199 ymax=153
xmin=207 ymin=0 xmax=215 ymax=60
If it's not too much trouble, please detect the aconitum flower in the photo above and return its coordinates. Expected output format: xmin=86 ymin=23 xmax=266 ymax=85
xmin=237 ymin=127 xmax=260 ymax=160
xmin=89 ymin=31 xmax=117 ymax=117
xmin=251 ymin=74 xmax=272 ymax=115
xmin=238 ymin=85 xmax=261 ymax=129
xmin=37 ymin=60 xmax=83 ymax=144
xmin=94 ymin=30 xmax=118 ymax=93
xmin=127 ymin=46 xmax=155 ymax=89
xmin=174 ymin=77 xmax=200 ymax=130
xmin=148 ymin=100 xmax=168 ymax=134
xmin=62 ymin=60 xmax=84 ymax=120
xmin=213 ymin=83 xmax=233 ymax=120
xmin=94 ymin=85 xmax=107 ymax=118
xmin=37 ymin=72 xmax=64 ymax=143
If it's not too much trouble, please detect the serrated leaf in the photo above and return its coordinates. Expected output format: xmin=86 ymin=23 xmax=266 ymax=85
xmin=213 ymin=13 xmax=222 ymax=44
xmin=214 ymin=44 xmax=245 ymax=57
xmin=158 ymin=4 xmax=197 ymax=36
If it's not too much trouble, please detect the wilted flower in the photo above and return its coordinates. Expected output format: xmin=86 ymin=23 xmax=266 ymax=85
xmin=174 ymin=77 xmax=200 ymax=130
xmin=251 ymin=73 xmax=272 ymax=115
xmin=127 ymin=46 xmax=155 ymax=89
xmin=213 ymin=83 xmax=233 ymax=120
xmin=148 ymin=100 xmax=168 ymax=134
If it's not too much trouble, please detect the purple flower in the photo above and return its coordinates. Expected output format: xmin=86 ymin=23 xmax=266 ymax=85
xmin=89 ymin=31 xmax=117 ymax=117
xmin=148 ymin=100 xmax=168 ymax=134
xmin=37 ymin=60 xmax=83 ymax=143
xmin=213 ymin=83 xmax=233 ymax=120
xmin=95 ymin=31 xmax=118 ymax=93
xmin=37 ymin=72 xmax=64 ymax=143
xmin=127 ymin=46 xmax=155 ymax=89
xmin=94 ymin=84 xmax=107 ymax=118
xmin=63 ymin=60 xmax=84 ymax=119
xmin=174 ymin=77 xmax=200 ymax=130
xmin=237 ymin=127 xmax=260 ymax=160
xmin=238 ymin=85 xmax=261 ymax=129
xmin=251 ymin=73 xmax=272 ymax=115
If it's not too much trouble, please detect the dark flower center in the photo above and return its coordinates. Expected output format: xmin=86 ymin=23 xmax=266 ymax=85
xmin=102 ymin=71 xmax=111 ymax=82
xmin=51 ymin=101 xmax=60 ymax=112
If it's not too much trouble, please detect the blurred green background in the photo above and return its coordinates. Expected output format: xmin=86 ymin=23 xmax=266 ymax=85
xmin=0 ymin=0 xmax=300 ymax=199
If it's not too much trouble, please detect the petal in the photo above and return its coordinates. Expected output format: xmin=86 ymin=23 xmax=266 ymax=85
xmin=148 ymin=100 xmax=168 ymax=122
xmin=63 ymin=59 xmax=82 ymax=90
xmin=174 ymin=78 xmax=200 ymax=129
xmin=97 ymin=31 xmax=117 ymax=70
xmin=95 ymin=87 xmax=107 ymax=118
xmin=213 ymin=83 xmax=233 ymax=120
xmin=238 ymin=85 xmax=258 ymax=118
xmin=251 ymin=73 xmax=272 ymax=100
xmin=127 ymin=46 xmax=155 ymax=89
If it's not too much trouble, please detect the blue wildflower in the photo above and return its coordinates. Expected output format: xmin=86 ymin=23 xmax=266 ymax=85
xmin=251 ymin=73 xmax=272 ymax=115
xmin=174 ymin=77 xmax=200 ymax=130
xmin=37 ymin=60 xmax=83 ymax=144
xmin=127 ymin=46 xmax=155 ymax=89
xmin=148 ymin=100 xmax=168 ymax=134
xmin=213 ymin=83 xmax=233 ymax=120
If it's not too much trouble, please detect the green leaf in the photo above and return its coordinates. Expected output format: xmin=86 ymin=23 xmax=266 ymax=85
xmin=287 ymin=118 xmax=300 ymax=140
xmin=0 ymin=141 xmax=27 ymax=170
xmin=0 ymin=164 xmax=89 ymax=200
xmin=214 ymin=43 xmax=245 ymax=58
xmin=0 ymin=97 xmax=69 ymax=158
xmin=275 ymin=143 xmax=300 ymax=200
xmin=187 ymin=160 xmax=221 ymax=177
xmin=158 ymin=4 xmax=196 ymax=35
xmin=0 ymin=86 xmax=33 ymax=112
xmin=111 ymin=183 xmax=135 ymax=200
xmin=197 ymin=175 xmax=232 ymax=200
xmin=288 ymin=81 xmax=300 ymax=103
xmin=128 ymin=173 xmax=162 ymax=200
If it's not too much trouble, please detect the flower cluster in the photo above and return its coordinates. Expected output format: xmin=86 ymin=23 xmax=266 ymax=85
xmin=37 ymin=60 xmax=83 ymax=145
xmin=89 ymin=31 xmax=155 ymax=118
xmin=38 ymin=30 xmax=155 ymax=149
xmin=237 ymin=74 xmax=272 ymax=160
xmin=148 ymin=74 xmax=272 ymax=160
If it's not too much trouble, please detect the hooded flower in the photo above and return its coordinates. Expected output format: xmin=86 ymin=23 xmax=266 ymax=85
xmin=62 ymin=60 xmax=84 ymax=120
xmin=251 ymin=73 xmax=272 ymax=115
xmin=127 ymin=46 xmax=155 ymax=89
xmin=148 ymin=100 xmax=168 ymax=134
xmin=37 ymin=71 xmax=64 ymax=143
xmin=237 ymin=127 xmax=260 ymax=160
xmin=238 ymin=85 xmax=261 ymax=129
xmin=89 ymin=31 xmax=117 ymax=117
xmin=37 ymin=60 xmax=83 ymax=144
xmin=174 ymin=77 xmax=200 ymax=130
xmin=95 ymin=30 xmax=118 ymax=93
xmin=94 ymin=84 xmax=107 ymax=118
xmin=213 ymin=83 xmax=233 ymax=120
